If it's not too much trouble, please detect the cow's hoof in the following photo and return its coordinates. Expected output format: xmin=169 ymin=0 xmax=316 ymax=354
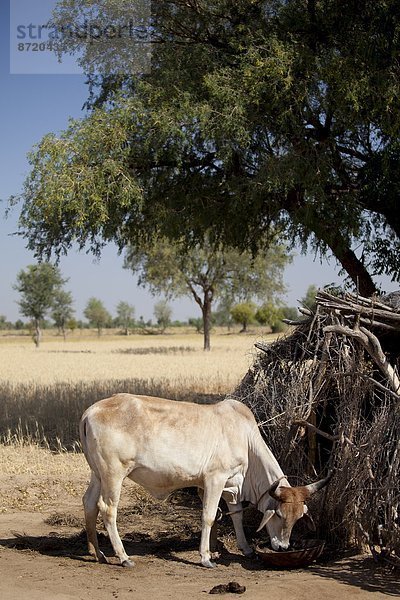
xmin=122 ymin=559 xmax=135 ymax=568
xmin=202 ymin=559 xmax=217 ymax=568
xmin=98 ymin=552 xmax=109 ymax=564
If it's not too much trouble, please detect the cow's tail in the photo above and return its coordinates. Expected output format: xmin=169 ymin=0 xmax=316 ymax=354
xmin=79 ymin=413 xmax=101 ymax=478
xmin=79 ymin=416 xmax=87 ymax=455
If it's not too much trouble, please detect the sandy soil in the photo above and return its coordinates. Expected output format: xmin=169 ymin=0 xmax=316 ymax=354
xmin=1 ymin=484 xmax=398 ymax=600
xmin=0 ymin=509 xmax=400 ymax=600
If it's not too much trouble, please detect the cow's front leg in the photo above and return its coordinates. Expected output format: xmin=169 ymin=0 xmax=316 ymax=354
xmin=200 ymin=478 xmax=225 ymax=568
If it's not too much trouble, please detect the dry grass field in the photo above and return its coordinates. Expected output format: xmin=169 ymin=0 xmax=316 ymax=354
xmin=0 ymin=330 xmax=261 ymax=390
xmin=0 ymin=329 xmax=397 ymax=600
xmin=0 ymin=330 xmax=275 ymax=447
xmin=0 ymin=329 xmax=267 ymax=511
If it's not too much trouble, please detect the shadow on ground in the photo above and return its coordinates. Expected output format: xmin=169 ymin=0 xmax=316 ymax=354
xmin=1 ymin=527 xmax=399 ymax=597
xmin=308 ymin=556 xmax=400 ymax=597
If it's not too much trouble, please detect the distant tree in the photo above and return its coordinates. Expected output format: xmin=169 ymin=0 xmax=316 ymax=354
xmin=124 ymin=238 xmax=289 ymax=350
xmin=14 ymin=319 xmax=25 ymax=330
xmin=67 ymin=317 xmax=78 ymax=333
xmin=115 ymin=301 xmax=135 ymax=335
xmin=51 ymin=289 xmax=74 ymax=340
xmin=14 ymin=263 xmax=66 ymax=347
xmin=0 ymin=315 xmax=12 ymax=330
xmin=153 ymin=300 xmax=172 ymax=333
xmin=255 ymin=302 xmax=284 ymax=331
xmin=84 ymin=298 xmax=111 ymax=336
xmin=301 ymin=285 xmax=318 ymax=312
xmin=230 ymin=302 xmax=257 ymax=333
xmin=188 ymin=317 xmax=203 ymax=334
xmin=213 ymin=296 xmax=234 ymax=330
xmin=281 ymin=306 xmax=299 ymax=322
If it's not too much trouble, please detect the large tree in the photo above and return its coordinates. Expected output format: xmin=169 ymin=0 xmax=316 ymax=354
xmin=14 ymin=263 xmax=67 ymax=347
xmin=124 ymin=238 xmax=289 ymax=350
xmin=13 ymin=1 xmax=400 ymax=295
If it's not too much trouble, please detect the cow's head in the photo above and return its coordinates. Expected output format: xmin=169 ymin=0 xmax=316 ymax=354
xmin=257 ymin=472 xmax=333 ymax=550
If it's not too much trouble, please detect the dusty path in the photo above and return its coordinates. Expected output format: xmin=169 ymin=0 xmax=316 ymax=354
xmin=0 ymin=510 xmax=398 ymax=600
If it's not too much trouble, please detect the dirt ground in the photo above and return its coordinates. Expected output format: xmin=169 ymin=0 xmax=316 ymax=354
xmin=1 ymin=473 xmax=399 ymax=600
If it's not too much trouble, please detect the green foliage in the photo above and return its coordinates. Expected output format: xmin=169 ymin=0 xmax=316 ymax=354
xmin=115 ymin=301 xmax=135 ymax=334
xmin=13 ymin=263 xmax=67 ymax=346
xmin=51 ymin=289 xmax=74 ymax=336
xmin=255 ymin=302 xmax=283 ymax=328
xmin=84 ymin=297 xmax=111 ymax=335
xmin=124 ymin=237 xmax=289 ymax=349
xmin=212 ymin=297 xmax=234 ymax=329
xmin=188 ymin=317 xmax=203 ymax=333
xmin=153 ymin=300 xmax=172 ymax=333
xmin=67 ymin=318 xmax=78 ymax=332
xmin=13 ymin=0 xmax=400 ymax=296
xmin=14 ymin=263 xmax=66 ymax=321
xmin=0 ymin=316 xmax=13 ymax=330
xmin=230 ymin=302 xmax=257 ymax=332
xmin=301 ymin=284 xmax=318 ymax=312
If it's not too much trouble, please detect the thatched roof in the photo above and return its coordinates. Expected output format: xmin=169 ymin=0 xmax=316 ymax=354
xmin=234 ymin=289 xmax=400 ymax=567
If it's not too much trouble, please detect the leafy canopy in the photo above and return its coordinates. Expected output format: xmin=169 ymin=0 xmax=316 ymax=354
xmin=124 ymin=237 xmax=289 ymax=304
xmin=124 ymin=236 xmax=290 ymax=349
xmin=84 ymin=297 xmax=111 ymax=331
xmin=13 ymin=0 xmax=400 ymax=295
xmin=14 ymin=263 xmax=67 ymax=322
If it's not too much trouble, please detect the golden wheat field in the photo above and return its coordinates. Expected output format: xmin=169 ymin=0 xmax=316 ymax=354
xmin=0 ymin=330 xmax=265 ymax=391
xmin=0 ymin=329 xmax=272 ymax=509
xmin=0 ymin=330 xmax=278 ymax=448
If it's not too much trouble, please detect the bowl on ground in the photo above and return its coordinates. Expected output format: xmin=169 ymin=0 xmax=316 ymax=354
xmin=256 ymin=539 xmax=325 ymax=568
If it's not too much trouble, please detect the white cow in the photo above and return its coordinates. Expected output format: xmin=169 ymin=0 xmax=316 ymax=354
xmin=80 ymin=394 xmax=331 ymax=568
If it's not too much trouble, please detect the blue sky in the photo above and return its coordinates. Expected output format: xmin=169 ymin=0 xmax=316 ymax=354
xmin=0 ymin=1 xmax=396 ymax=323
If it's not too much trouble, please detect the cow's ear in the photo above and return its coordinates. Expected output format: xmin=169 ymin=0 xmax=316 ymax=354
xmin=257 ymin=510 xmax=275 ymax=532
xmin=302 ymin=511 xmax=316 ymax=531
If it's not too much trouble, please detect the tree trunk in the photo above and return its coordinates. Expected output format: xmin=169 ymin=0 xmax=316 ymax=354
xmin=33 ymin=318 xmax=41 ymax=348
xmin=188 ymin=284 xmax=214 ymax=351
xmin=333 ymin=245 xmax=377 ymax=297
xmin=284 ymin=189 xmax=379 ymax=298
xmin=202 ymin=299 xmax=212 ymax=351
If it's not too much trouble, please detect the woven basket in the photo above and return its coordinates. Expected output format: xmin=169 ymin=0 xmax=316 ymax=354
xmin=256 ymin=539 xmax=325 ymax=568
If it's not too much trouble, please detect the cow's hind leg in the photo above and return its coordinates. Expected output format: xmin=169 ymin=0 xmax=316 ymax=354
xmin=197 ymin=487 xmax=219 ymax=558
xmin=83 ymin=472 xmax=107 ymax=563
xmin=98 ymin=475 xmax=133 ymax=568
xmin=225 ymin=501 xmax=253 ymax=556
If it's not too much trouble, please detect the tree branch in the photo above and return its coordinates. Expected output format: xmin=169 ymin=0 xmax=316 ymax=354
xmin=323 ymin=324 xmax=400 ymax=396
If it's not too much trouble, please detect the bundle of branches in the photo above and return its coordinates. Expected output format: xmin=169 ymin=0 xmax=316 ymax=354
xmin=233 ymin=289 xmax=400 ymax=567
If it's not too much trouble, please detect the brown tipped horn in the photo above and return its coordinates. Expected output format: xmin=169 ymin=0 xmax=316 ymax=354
xmin=305 ymin=470 xmax=334 ymax=495
xmin=267 ymin=479 xmax=283 ymax=500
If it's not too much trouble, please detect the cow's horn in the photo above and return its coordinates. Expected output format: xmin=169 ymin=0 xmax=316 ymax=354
xmin=304 ymin=470 xmax=334 ymax=495
xmin=267 ymin=479 xmax=283 ymax=500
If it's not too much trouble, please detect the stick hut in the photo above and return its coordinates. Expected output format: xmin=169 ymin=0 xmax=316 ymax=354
xmin=234 ymin=289 xmax=400 ymax=567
